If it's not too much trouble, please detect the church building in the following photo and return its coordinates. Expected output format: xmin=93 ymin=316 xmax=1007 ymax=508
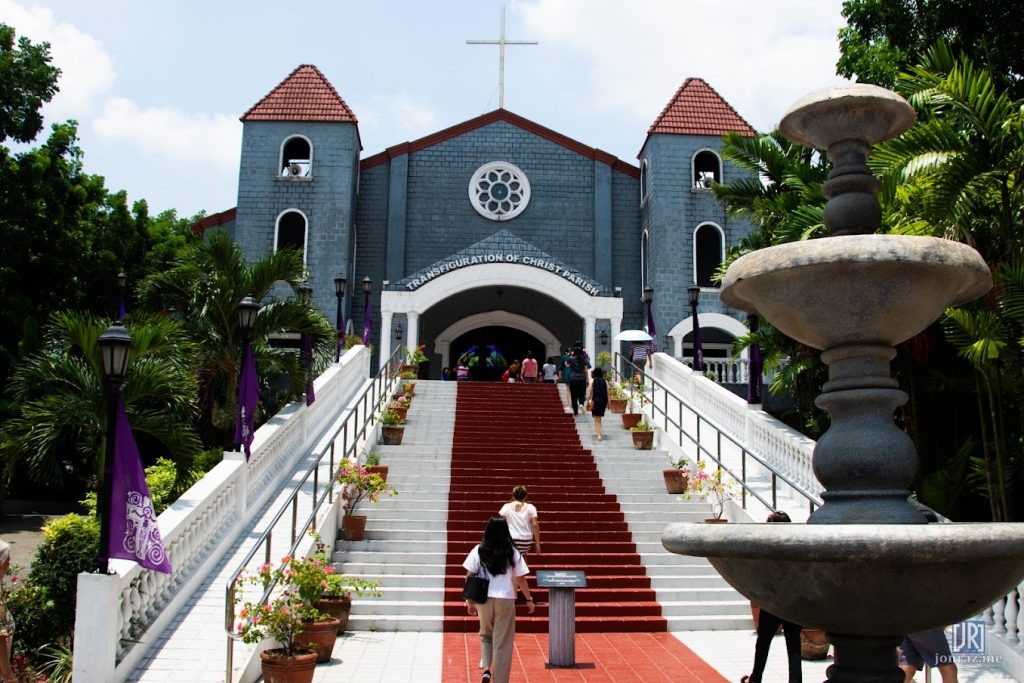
xmin=195 ymin=64 xmax=758 ymax=377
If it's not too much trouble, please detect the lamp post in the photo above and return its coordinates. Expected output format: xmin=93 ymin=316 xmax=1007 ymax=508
xmin=747 ymin=313 xmax=763 ymax=404
xmin=235 ymin=296 xmax=260 ymax=458
xmin=97 ymin=322 xmax=134 ymax=571
xmin=642 ymin=285 xmax=657 ymax=353
xmin=298 ymin=286 xmax=314 ymax=406
xmin=334 ymin=276 xmax=347 ymax=362
xmin=688 ymin=285 xmax=703 ymax=372
xmin=361 ymin=276 xmax=372 ymax=346
xmin=116 ymin=271 xmax=127 ymax=322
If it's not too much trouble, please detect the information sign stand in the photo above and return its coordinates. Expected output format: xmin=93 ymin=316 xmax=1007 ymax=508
xmin=535 ymin=570 xmax=587 ymax=666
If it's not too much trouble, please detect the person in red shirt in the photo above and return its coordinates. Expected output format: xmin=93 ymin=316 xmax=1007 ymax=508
xmin=520 ymin=350 xmax=538 ymax=383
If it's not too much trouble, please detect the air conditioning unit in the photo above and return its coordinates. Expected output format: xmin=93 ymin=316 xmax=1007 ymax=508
xmin=286 ymin=159 xmax=311 ymax=177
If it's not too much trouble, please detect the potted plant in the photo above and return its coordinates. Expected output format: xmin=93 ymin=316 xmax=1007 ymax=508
xmin=308 ymin=532 xmax=382 ymax=633
xmin=389 ymin=394 xmax=410 ymax=421
xmin=400 ymin=372 xmax=417 ymax=395
xmin=337 ymin=460 xmax=397 ymax=541
xmin=379 ymin=408 xmax=406 ymax=445
xmin=237 ymin=585 xmax=318 ymax=683
xmin=400 ymin=344 xmax=428 ymax=374
xmin=607 ymin=383 xmax=628 ymax=413
xmin=621 ymin=374 xmax=645 ymax=429
xmin=663 ymin=455 xmax=690 ymax=494
xmin=684 ymin=460 xmax=737 ymax=522
xmin=596 ymin=351 xmax=612 ymax=372
xmin=237 ymin=552 xmax=344 ymax=675
xmin=630 ymin=420 xmax=655 ymax=449
xmin=365 ymin=451 xmax=388 ymax=482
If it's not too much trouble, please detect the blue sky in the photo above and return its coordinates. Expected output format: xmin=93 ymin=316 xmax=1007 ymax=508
xmin=1 ymin=0 xmax=849 ymax=218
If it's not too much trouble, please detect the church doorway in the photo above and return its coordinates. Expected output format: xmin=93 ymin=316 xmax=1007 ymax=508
xmin=450 ymin=325 xmax=543 ymax=381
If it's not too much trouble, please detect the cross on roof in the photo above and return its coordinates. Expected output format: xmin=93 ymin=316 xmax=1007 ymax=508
xmin=466 ymin=7 xmax=538 ymax=109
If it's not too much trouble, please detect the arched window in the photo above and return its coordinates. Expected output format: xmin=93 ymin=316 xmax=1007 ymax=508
xmin=641 ymin=230 xmax=651 ymax=290
xmin=275 ymin=210 xmax=308 ymax=261
xmin=693 ymin=222 xmax=724 ymax=287
xmin=692 ymin=149 xmax=721 ymax=189
xmin=280 ymin=135 xmax=312 ymax=177
xmin=640 ymin=160 xmax=650 ymax=204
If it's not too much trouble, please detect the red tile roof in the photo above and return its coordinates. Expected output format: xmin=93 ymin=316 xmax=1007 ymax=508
xmin=647 ymin=77 xmax=756 ymax=138
xmin=241 ymin=64 xmax=358 ymax=123
xmin=190 ymin=207 xmax=236 ymax=236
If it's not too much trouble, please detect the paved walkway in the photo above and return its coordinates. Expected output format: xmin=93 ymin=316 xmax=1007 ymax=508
xmin=307 ymin=629 xmax=1015 ymax=682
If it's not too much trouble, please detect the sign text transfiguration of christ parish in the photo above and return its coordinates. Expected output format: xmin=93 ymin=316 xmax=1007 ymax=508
xmin=404 ymin=253 xmax=601 ymax=296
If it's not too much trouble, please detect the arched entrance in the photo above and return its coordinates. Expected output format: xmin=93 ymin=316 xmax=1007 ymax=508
xmin=379 ymin=263 xmax=623 ymax=373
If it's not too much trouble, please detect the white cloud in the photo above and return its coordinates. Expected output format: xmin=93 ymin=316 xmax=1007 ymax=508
xmin=360 ymin=93 xmax=438 ymax=147
xmin=0 ymin=0 xmax=116 ymax=119
xmin=93 ymin=97 xmax=240 ymax=170
xmin=516 ymin=0 xmax=850 ymax=131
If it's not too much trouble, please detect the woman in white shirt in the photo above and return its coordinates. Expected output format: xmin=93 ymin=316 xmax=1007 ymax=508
xmin=463 ymin=517 xmax=535 ymax=683
xmin=498 ymin=486 xmax=541 ymax=556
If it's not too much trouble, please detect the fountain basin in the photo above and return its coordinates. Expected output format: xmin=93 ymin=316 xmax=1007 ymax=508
xmin=720 ymin=235 xmax=991 ymax=350
xmin=780 ymin=84 xmax=916 ymax=151
xmin=662 ymin=522 xmax=1024 ymax=635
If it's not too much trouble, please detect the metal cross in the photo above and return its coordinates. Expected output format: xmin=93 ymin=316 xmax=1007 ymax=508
xmin=467 ymin=6 xmax=538 ymax=109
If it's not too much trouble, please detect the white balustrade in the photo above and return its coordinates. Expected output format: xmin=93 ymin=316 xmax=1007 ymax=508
xmin=73 ymin=347 xmax=372 ymax=683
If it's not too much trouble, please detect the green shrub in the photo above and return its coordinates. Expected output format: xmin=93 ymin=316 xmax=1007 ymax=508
xmin=27 ymin=514 xmax=99 ymax=640
xmin=5 ymin=575 xmax=54 ymax=654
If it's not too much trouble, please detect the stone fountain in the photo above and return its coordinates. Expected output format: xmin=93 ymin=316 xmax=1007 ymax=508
xmin=661 ymin=84 xmax=1024 ymax=681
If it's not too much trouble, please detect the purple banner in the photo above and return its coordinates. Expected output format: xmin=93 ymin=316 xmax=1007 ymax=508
xmin=302 ymin=333 xmax=315 ymax=406
xmin=646 ymin=305 xmax=658 ymax=354
xmin=362 ymin=295 xmax=372 ymax=346
xmin=107 ymin=397 xmax=172 ymax=574
xmin=235 ymin=341 xmax=257 ymax=460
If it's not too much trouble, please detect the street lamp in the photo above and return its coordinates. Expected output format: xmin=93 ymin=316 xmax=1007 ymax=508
xmin=97 ymin=322 xmax=134 ymax=570
xmin=235 ymin=296 xmax=260 ymax=459
xmin=116 ymin=270 xmax=127 ymax=322
xmin=687 ymin=285 xmax=703 ymax=372
xmin=298 ymin=287 xmax=314 ymax=406
xmin=747 ymin=313 xmax=762 ymax=404
xmin=361 ymin=277 xmax=373 ymax=346
xmin=334 ymin=276 xmax=347 ymax=362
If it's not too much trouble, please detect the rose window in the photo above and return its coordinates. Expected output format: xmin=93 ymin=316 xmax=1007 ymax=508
xmin=469 ymin=161 xmax=531 ymax=221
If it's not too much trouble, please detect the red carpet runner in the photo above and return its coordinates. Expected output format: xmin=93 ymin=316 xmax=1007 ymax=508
xmin=443 ymin=382 xmax=667 ymax=632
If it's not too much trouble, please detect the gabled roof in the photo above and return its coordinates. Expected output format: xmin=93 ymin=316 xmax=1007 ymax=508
xmin=647 ymin=77 xmax=756 ymax=139
xmin=241 ymin=64 xmax=358 ymax=124
xmin=361 ymin=109 xmax=639 ymax=179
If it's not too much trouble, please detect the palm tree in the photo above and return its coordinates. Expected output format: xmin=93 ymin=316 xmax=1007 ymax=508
xmin=0 ymin=311 xmax=201 ymax=493
xmin=137 ymin=230 xmax=333 ymax=449
xmin=712 ymin=130 xmax=832 ymax=436
xmin=871 ymin=43 xmax=1024 ymax=519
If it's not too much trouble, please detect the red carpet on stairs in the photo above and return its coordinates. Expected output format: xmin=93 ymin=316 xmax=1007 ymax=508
xmin=443 ymin=382 xmax=667 ymax=633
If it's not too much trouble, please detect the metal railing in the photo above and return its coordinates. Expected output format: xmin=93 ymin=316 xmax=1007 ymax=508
xmin=223 ymin=345 xmax=405 ymax=682
xmin=611 ymin=352 xmax=822 ymax=516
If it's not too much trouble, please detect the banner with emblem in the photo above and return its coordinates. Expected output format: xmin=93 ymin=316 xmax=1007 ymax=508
xmin=107 ymin=398 xmax=172 ymax=574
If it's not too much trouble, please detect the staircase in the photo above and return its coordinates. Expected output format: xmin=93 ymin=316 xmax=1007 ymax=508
xmin=333 ymin=380 xmax=749 ymax=633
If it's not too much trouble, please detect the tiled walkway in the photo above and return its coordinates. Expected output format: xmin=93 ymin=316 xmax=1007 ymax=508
xmin=309 ymin=629 xmax=1015 ymax=682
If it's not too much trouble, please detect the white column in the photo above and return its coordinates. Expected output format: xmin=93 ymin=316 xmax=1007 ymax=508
xmin=407 ymin=312 xmax=420 ymax=353
xmin=73 ymin=573 xmax=120 ymax=682
xmin=584 ymin=316 xmax=596 ymax=366
xmin=379 ymin=310 xmax=394 ymax=371
xmin=611 ymin=317 xmax=622 ymax=369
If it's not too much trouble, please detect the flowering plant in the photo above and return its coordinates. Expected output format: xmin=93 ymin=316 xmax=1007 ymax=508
xmin=668 ymin=454 xmax=691 ymax=472
xmin=406 ymin=345 xmax=429 ymax=365
xmin=630 ymin=420 xmax=656 ymax=432
xmin=379 ymin=408 xmax=406 ymax=427
xmin=236 ymin=555 xmax=326 ymax=655
xmin=337 ymin=460 xmax=397 ymax=517
xmin=684 ymin=460 xmax=737 ymax=519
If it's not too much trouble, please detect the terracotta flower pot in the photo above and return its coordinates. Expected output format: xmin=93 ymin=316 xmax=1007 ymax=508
xmin=608 ymin=397 xmax=627 ymax=413
xmin=260 ymin=648 xmax=317 ymax=683
xmin=366 ymin=465 xmax=389 ymax=482
xmin=399 ymin=364 xmax=418 ymax=374
xmin=703 ymin=517 xmax=728 ymax=523
xmin=342 ymin=514 xmax=367 ymax=541
xmin=297 ymin=617 xmax=341 ymax=663
xmin=381 ymin=425 xmax=404 ymax=445
xmin=622 ymin=412 xmax=642 ymax=430
xmin=392 ymin=406 xmax=408 ymax=420
xmin=316 ymin=594 xmax=353 ymax=633
xmin=662 ymin=469 xmax=688 ymax=494
xmin=632 ymin=430 xmax=654 ymax=450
